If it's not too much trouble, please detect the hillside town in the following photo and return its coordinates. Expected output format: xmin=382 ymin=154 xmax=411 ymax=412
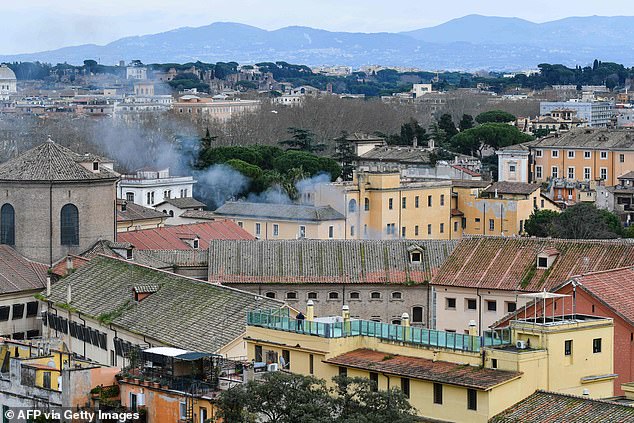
xmin=4 ymin=5 xmax=634 ymax=423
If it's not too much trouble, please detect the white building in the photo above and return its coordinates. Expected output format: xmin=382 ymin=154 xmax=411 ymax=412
xmin=540 ymin=100 xmax=614 ymax=127
xmin=0 ymin=64 xmax=17 ymax=101
xmin=412 ymin=83 xmax=433 ymax=98
xmin=126 ymin=65 xmax=147 ymax=80
xmin=117 ymin=168 xmax=196 ymax=207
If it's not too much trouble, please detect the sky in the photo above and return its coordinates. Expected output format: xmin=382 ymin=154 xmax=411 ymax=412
xmin=2 ymin=0 xmax=634 ymax=55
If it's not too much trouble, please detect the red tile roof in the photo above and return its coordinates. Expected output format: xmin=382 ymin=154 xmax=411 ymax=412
xmin=490 ymin=390 xmax=634 ymax=422
xmin=0 ymin=245 xmax=47 ymax=294
xmin=450 ymin=165 xmax=481 ymax=177
xmin=117 ymin=221 xmax=254 ymax=250
xmin=432 ymin=237 xmax=634 ymax=292
xmin=324 ymin=349 xmax=521 ymax=390
xmin=574 ymin=266 xmax=634 ymax=326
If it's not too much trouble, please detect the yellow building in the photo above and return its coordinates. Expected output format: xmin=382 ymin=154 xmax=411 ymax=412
xmin=498 ymin=128 xmax=634 ymax=187
xmin=312 ymin=171 xmax=455 ymax=240
xmin=453 ymin=181 xmax=560 ymax=236
xmin=213 ymin=201 xmax=346 ymax=239
xmin=245 ymin=306 xmax=616 ymax=423
xmin=116 ymin=199 xmax=166 ymax=232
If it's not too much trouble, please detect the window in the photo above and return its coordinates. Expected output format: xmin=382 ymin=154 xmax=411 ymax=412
xmin=600 ymin=151 xmax=608 ymax=159
xmin=414 ymin=225 xmax=419 ymax=236
xmin=26 ymin=302 xmax=38 ymax=317
xmin=440 ymin=223 xmax=444 ymax=233
xmin=584 ymin=151 xmax=591 ymax=159
xmin=328 ymin=226 xmax=334 ymax=239
xmin=391 ymin=292 xmax=402 ymax=300
xmin=551 ymin=166 xmax=558 ymax=178
xmin=509 ymin=164 xmax=516 ymax=172
xmin=309 ymin=354 xmax=314 ymax=374
xmin=0 ymin=204 xmax=15 ymax=246
xmin=446 ymin=298 xmax=456 ymax=309
xmin=307 ymin=292 xmax=318 ymax=300
xmin=299 ymin=225 xmax=306 ymax=238
xmin=0 ymin=306 xmax=8 ymax=321
xmin=350 ymin=225 xmax=355 ymax=237
xmin=192 ymin=239 xmax=199 ymax=249
xmin=265 ymin=292 xmax=276 ymax=299
xmin=402 ymin=197 xmax=406 ymax=209
xmin=60 ymin=204 xmax=79 ymax=245
xmin=486 ymin=300 xmax=497 ymax=312
xmin=467 ymin=389 xmax=477 ymax=410
xmin=535 ymin=166 xmax=542 ymax=179
xmin=364 ymin=198 xmax=370 ymax=211
xmin=370 ymin=292 xmax=381 ymax=300
xmin=412 ymin=306 xmax=423 ymax=323
xmin=433 ymin=383 xmax=443 ymax=404
xmin=535 ymin=149 xmax=543 ymax=157
xmin=255 ymin=345 xmax=263 ymax=362
xmin=584 ymin=167 xmax=591 ymax=180
xmin=620 ymin=154 xmax=625 ymax=163
xmin=43 ymin=371 xmax=51 ymax=389
xmin=415 ymin=196 xmax=419 ymax=208
xmin=427 ymin=224 xmax=432 ymax=235
xmin=565 ymin=340 xmax=572 ymax=356
xmin=489 ymin=219 xmax=495 ymax=231
xmin=339 ymin=367 xmax=347 ymax=377
xmin=388 ymin=198 xmax=393 ymax=210
xmin=11 ymin=304 xmax=24 ymax=320
xmin=551 ymin=150 xmax=559 ymax=158
xmin=386 ymin=223 xmax=395 ymax=235
xmin=180 ymin=402 xmax=187 ymax=420
xmin=440 ymin=194 xmax=445 ymax=206
xmin=237 ymin=221 xmax=244 ymax=228
xmin=600 ymin=168 xmax=607 ymax=180
xmin=126 ymin=192 xmax=134 ymax=202
xmin=401 ymin=378 xmax=410 ymax=398
xmin=567 ymin=150 xmax=575 ymax=158
xmin=507 ymin=302 xmax=517 ymax=313
xmin=466 ymin=299 xmax=477 ymax=310
xmin=593 ymin=338 xmax=602 ymax=353
xmin=427 ymin=195 xmax=432 ymax=207
xmin=492 ymin=358 xmax=498 ymax=369
xmin=349 ymin=292 xmax=360 ymax=300
xmin=348 ymin=199 xmax=357 ymax=212
xmin=255 ymin=223 xmax=261 ymax=236
xmin=411 ymin=251 xmax=421 ymax=262
xmin=286 ymin=292 xmax=297 ymax=300
xmin=282 ymin=349 xmax=290 ymax=369
xmin=540 ymin=199 xmax=545 ymax=208
xmin=273 ymin=224 xmax=279 ymax=237
xmin=146 ymin=192 xmax=154 ymax=205
xmin=369 ymin=372 xmax=379 ymax=391
xmin=328 ymin=292 xmax=339 ymax=300
xmin=567 ymin=167 xmax=575 ymax=179
xmin=475 ymin=218 xmax=481 ymax=224
xmin=401 ymin=226 xmax=406 ymax=237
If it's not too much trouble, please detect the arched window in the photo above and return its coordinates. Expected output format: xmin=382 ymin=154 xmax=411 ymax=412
xmin=265 ymin=292 xmax=276 ymax=299
xmin=0 ymin=204 xmax=15 ymax=246
xmin=348 ymin=199 xmax=357 ymax=213
xmin=370 ymin=292 xmax=381 ymax=299
xmin=328 ymin=292 xmax=339 ymax=300
xmin=60 ymin=204 xmax=79 ymax=246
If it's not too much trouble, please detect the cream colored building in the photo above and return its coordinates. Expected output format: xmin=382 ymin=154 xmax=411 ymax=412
xmin=245 ymin=305 xmax=615 ymax=423
xmin=0 ymin=64 xmax=17 ymax=101
xmin=311 ymin=171 xmax=455 ymax=240
xmin=174 ymin=95 xmax=259 ymax=122
xmin=213 ymin=201 xmax=346 ymax=239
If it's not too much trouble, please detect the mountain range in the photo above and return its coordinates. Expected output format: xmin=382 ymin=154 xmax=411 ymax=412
xmin=3 ymin=15 xmax=634 ymax=71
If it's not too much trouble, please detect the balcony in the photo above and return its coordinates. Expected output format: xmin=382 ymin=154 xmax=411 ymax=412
xmin=247 ymin=309 xmax=510 ymax=353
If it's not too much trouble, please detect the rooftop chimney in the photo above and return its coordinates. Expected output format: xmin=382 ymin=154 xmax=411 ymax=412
xmin=66 ymin=284 xmax=72 ymax=304
xmin=46 ymin=277 xmax=51 ymax=297
xmin=66 ymin=257 xmax=73 ymax=272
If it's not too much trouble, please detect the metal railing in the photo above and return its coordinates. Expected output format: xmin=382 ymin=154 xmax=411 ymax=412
xmin=247 ymin=309 xmax=511 ymax=352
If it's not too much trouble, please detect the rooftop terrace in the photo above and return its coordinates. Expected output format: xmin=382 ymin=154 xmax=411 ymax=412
xmin=247 ymin=309 xmax=510 ymax=353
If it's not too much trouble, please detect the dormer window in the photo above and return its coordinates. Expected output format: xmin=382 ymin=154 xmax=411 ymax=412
xmin=537 ymin=248 xmax=559 ymax=269
xmin=407 ymin=244 xmax=425 ymax=263
xmin=411 ymin=252 xmax=422 ymax=262
xmin=92 ymin=161 xmax=99 ymax=171
xmin=193 ymin=238 xmax=199 ymax=249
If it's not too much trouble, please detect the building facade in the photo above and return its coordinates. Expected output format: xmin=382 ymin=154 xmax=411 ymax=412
xmin=117 ymin=168 xmax=196 ymax=208
xmin=540 ymin=101 xmax=614 ymax=127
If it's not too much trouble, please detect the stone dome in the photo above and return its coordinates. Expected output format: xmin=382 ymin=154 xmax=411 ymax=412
xmin=0 ymin=65 xmax=16 ymax=81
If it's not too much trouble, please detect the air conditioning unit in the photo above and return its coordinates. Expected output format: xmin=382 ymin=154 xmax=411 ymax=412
xmin=267 ymin=363 xmax=279 ymax=372
xmin=516 ymin=340 xmax=527 ymax=349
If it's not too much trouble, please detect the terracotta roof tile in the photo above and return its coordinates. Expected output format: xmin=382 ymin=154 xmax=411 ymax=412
xmin=482 ymin=182 xmax=540 ymax=196
xmin=574 ymin=267 xmax=634 ymax=326
xmin=0 ymin=245 xmax=47 ymax=294
xmin=324 ymin=349 xmax=521 ymax=390
xmin=209 ymin=239 xmax=458 ymax=284
xmin=117 ymin=221 xmax=254 ymax=250
xmin=116 ymin=200 xmax=166 ymax=222
xmin=432 ymin=237 xmax=634 ymax=292
xmin=490 ymin=390 xmax=634 ymax=422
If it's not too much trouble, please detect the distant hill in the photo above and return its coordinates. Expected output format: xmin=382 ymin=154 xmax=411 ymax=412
xmin=3 ymin=16 xmax=634 ymax=70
